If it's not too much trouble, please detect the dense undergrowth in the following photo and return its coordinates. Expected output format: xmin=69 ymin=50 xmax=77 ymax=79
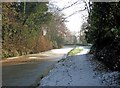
xmin=86 ymin=2 xmax=120 ymax=71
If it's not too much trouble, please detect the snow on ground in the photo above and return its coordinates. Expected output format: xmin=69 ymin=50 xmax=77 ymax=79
xmin=39 ymin=46 xmax=120 ymax=86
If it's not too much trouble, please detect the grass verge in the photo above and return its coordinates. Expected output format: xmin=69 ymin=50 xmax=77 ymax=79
xmin=67 ymin=47 xmax=83 ymax=56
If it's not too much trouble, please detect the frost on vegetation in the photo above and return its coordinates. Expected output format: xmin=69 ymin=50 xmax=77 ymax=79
xmin=100 ymin=71 xmax=120 ymax=86
xmin=89 ymin=57 xmax=120 ymax=86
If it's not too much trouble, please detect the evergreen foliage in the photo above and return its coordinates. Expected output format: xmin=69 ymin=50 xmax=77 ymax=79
xmin=85 ymin=2 xmax=120 ymax=71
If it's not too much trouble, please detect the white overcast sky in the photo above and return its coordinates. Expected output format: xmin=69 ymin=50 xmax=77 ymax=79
xmin=49 ymin=0 xmax=89 ymax=33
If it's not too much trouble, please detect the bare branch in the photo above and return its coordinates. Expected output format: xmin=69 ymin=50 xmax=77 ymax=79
xmin=62 ymin=7 xmax=86 ymax=21
xmin=58 ymin=0 xmax=80 ymax=11
xmin=83 ymin=0 xmax=90 ymax=13
xmin=49 ymin=0 xmax=90 ymax=22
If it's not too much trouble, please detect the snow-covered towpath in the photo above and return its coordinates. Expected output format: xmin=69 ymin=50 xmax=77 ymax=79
xmin=39 ymin=46 xmax=120 ymax=86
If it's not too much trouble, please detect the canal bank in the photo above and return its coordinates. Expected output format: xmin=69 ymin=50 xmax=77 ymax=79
xmin=40 ymin=46 xmax=120 ymax=86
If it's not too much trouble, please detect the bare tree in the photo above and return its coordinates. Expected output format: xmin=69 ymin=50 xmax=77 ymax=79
xmin=48 ymin=0 xmax=91 ymax=22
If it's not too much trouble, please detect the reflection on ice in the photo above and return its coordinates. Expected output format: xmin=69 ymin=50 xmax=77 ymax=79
xmin=28 ymin=57 xmax=38 ymax=59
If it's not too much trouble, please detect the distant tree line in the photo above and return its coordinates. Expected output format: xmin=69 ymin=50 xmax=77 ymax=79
xmin=2 ymin=2 xmax=69 ymax=58
xmin=85 ymin=2 xmax=120 ymax=71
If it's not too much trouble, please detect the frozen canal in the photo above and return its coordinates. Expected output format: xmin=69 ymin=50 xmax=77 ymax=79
xmin=2 ymin=46 xmax=74 ymax=86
